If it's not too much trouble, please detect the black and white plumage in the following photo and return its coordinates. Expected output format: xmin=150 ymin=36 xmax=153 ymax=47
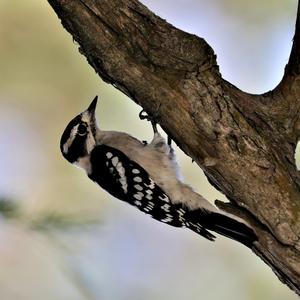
xmin=60 ymin=97 xmax=257 ymax=247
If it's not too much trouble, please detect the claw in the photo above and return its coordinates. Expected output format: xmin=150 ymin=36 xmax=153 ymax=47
xmin=139 ymin=108 xmax=159 ymax=134
xmin=151 ymin=121 xmax=158 ymax=133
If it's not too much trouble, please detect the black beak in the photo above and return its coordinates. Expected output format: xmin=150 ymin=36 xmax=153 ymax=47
xmin=87 ymin=96 xmax=98 ymax=114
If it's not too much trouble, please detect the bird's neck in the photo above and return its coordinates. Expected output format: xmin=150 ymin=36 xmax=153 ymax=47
xmin=74 ymin=155 xmax=92 ymax=174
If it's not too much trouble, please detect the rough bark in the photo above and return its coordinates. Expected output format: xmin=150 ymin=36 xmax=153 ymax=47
xmin=47 ymin=0 xmax=300 ymax=295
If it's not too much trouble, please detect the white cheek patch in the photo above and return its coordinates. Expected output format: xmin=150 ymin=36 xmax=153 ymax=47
xmin=85 ymin=132 xmax=96 ymax=154
xmin=63 ymin=126 xmax=78 ymax=154
xmin=62 ymin=119 xmax=96 ymax=157
xmin=63 ymin=143 xmax=68 ymax=154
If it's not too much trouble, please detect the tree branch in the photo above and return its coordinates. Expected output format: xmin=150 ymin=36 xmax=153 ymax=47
xmin=285 ymin=1 xmax=300 ymax=76
xmin=47 ymin=0 xmax=300 ymax=295
xmin=276 ymin=1 xmax=300 ymax=141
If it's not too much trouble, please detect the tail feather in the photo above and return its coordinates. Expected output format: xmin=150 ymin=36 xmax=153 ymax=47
xmin=187 ymin=210 xmax=257 ymax=248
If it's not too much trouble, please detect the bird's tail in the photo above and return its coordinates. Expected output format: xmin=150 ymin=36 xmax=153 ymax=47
xmin=187 ymin=209 xmax=257 ymax=248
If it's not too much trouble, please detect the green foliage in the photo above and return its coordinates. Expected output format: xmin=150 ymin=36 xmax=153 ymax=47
xmin=0 ymin=198 xmax=19 ymax=219
xmin=30 ymin=212 xmax=101 ymax=232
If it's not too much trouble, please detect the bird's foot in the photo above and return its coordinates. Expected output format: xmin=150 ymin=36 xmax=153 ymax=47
xmin=139 ymin=105 xmax=161 ymax=134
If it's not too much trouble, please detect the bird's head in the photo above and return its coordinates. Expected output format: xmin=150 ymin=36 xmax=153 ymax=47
xmin=60 ymin=96 xmax=98 ymax=164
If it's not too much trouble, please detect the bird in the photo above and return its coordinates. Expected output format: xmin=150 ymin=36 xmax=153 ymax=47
xmin=60 ymin=96 xmax=257 ymax=247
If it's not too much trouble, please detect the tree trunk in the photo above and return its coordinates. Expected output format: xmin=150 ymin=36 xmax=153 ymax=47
xmin=47 ymin=0 xmax=300 ymax=295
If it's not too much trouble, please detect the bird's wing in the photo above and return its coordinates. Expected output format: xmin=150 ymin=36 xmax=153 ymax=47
xmin=88 ymin=144 xmax=216 ymax=240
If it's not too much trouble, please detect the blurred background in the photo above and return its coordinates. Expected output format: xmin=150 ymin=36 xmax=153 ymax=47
xmin=0 ymin=0 xmax=298 ymax=299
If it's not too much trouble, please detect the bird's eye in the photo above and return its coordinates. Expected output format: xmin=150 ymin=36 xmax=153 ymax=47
xmin=77 ymin=123 xmax=87 ymax=136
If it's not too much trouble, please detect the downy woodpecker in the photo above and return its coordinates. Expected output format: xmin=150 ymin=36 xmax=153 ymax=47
xmin=60 ymin=96 xmax=257 ymax=247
